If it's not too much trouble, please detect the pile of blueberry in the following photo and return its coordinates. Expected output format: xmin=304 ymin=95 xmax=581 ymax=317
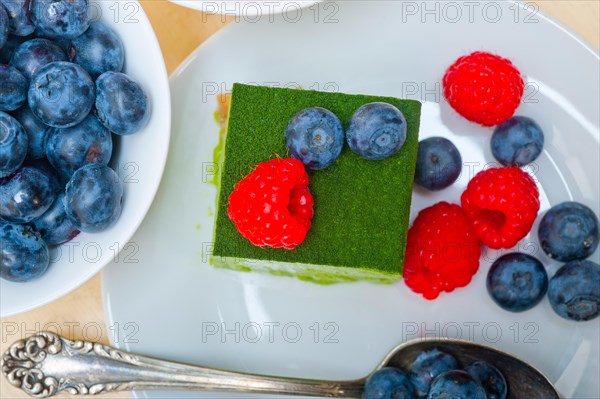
xmin=413 ymin=112 xmax=600 ymax=322
xmin=285 ymin=102 xmax=407 ymax=170
xmin=1 ymin=0 xmax=150 ymax=283
xmin=363 ymin=348 xmax=507 ymax=399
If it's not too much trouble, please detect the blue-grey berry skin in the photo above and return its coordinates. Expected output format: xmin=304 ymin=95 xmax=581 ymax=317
xmin=346 ymin=102 xmax=407 ymax=161
xmin=30 ymin=0 xmax=90 ymax=39
xmin=491 ymin=115 xmax=544 ymax=167
xmin=69 ymin=22 xmax=124 ymax=79
xmin=415 ymin=137 xmax=462 ymax=191
xmin=28 ymin=61 xmax=95 ymax=128
xmin=31 ymin=192 xmax=79 ymax=245
xmin=410 ymin=349 xmax=458 ymax=396
xmin=0 ymin=64 xmax=27 ymax=111
xmin=9 ymin=38 xmax=66 ymax=80
xmin=285 ymin=107 xmax=344 ymax=170
xmin=465 ymin=361 xmax=507 ymax=399
xmin=46 ymin=114 xmax=112 ymax=181
xmin=539 ymin=202 xmax=599 ymax=262
xmin=548 ymin=260 xmax=599 ymax=322
xmin=1 ymin=0 xmax=35 ymax=36
xmin=487 ymin=253 xmax=548 ymax=312
xmin=0 ymin=111 xmax=28 ymax=177
xmin=0 ymin=164 xmax=59 ymax=223
xmin=428 ymin=370 xmax=486 ymax=399
xmin=0 ymin=4 xmax=8 ymax=48
xmin=363 ymin=367 xmax=414 ymax=399
xmin=64 ymin=164 xmax=123 ymax=233
xmin=0 ymin=33 xmax=32 ymax=63
xmin=13 ymin=105 xmax=50 ymax=160
xmin=95 ymin=71 xmax=149 ymax=135
xmin=0 ymin=223 xmax=49 ymax=282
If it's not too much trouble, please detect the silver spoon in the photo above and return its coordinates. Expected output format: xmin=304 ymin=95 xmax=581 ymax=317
xmin=1 ymin=332 xmax=559 ymax=398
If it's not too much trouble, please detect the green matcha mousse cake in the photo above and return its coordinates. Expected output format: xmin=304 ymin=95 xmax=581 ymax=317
xmin=212 ymin=83 xmax=421 ymax=284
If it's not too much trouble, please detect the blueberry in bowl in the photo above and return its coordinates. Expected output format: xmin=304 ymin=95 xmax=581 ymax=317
xmin=0 ymin=164 xmax=60 ymax=223
xmin=64 ymin=163 xmax=124 ymax=233
xmin=30 ymin=0 xmax=90 ymax=39
xmin=9 ymin=38 xmax=67 ymax=80
xmin=0 ymin=111 xmax=28 ymax=177
xmin=28 ymin=61 xmax=95 ymax=128
xmin=0 ymin=64 xmax=28 ymax=111
xmin=13 ymin=105 xmax=51 ymax=160
xmin=487 ymin=252 xmax=548 ymax=312
xmin=68 ymin=21 xmax=124 ymax=79
xmin=46 ymin=114 xmax=112 ymax=181
xmin=95 ymin=71 xmax=150 ymax=135
xmin=31 ymin=192 xmax=80 ymax=246
xmin=538 ymin=201 xmax=599 ymax=262
xmin=0 ymin=223 xmax=49 ymax=283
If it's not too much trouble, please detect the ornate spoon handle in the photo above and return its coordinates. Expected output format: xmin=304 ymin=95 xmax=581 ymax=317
xmin=1 ymin=332 xmax=364 ymax=398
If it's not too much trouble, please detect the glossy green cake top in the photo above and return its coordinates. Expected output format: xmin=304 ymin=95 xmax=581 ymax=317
xmin=213 ymin=83 xmax=421 ymax=276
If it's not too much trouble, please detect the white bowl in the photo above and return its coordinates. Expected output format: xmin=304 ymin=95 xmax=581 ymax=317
xmin=169 ymin=0 xmax=322 ymax=17
xmin=0 ymin=0 xmax=171 ymax=317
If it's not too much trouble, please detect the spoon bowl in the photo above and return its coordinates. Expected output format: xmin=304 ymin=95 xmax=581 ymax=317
xmin=1 ymin=332 xmax=559 ymax=398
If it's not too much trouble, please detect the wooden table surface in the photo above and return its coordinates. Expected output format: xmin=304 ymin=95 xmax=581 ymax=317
xmin=1 ymin=1 xmax=598 ymax=398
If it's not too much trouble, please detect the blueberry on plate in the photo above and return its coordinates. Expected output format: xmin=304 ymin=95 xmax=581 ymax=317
xmin=46 ymin=114 xmax=112 ymax=181
xmin=28 ymin=61 xmax=95 ymax=128
xmin=13 ymin=105 xmax=51 ymax=160
xmin=95 ymin=71 xmax=150 ymax=135
xmin=2 ymin=0 xmax=35 ymax=36
xmin=69 ymin=21 xmax=124 ymax=79
xmin=0 ymin=164 xmax=60 ymax=223
xmin=9 ymin=38 xmax=67 ymax=80
xmin=465 ymin=361 xmax=507 ymax=399
xmin=346 ymin=102 xmax=407 ymax=161
xmin=548 ymin=260 xmax=599 ymax=321
xmin=428 ymin=370 xmax=486 ymax=399
xmin=64 ymin=163 xmax=123 ymax=233
xmin=487 ymin=252 xmax=548 ymax=312
xmin=539 ymin=202 xmax=599 ymax=262
xmin=285 ymin=107 xmax=344 ymax=170
xmin=363 ymin=367 xmax=414 ymax=399
xmin=410 ymin=348 xmax=458 ymax=396
xmin=0 ymin=64 xmax=27 ymax=111
xmin=30 ymin=0 xmax=90 ymax=39
xmin=414 ymin=136 xmax=462 ymax=191
xmin=0 ymin=111 xmax=28 ymax=177
xmin=31 ymin=192 xmax=79 ymax=246
xmin=0 ymin=223 xmax=50 ymax=282
xmin=491 ymin=116 xmax=544 ymax=167
xmin=0 ymin=3 xmax=8 ymax=48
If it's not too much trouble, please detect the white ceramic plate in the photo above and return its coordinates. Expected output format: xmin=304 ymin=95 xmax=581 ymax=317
xmin=169 ymin=0 xmax=321 ymax=16
xmin=102 ymin=2 xmax=599 ymax=398
xmin=0 ymin=1 xmax=170 ymax=317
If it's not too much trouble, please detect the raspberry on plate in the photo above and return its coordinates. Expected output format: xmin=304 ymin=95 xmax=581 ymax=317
xmin=443 ymin=51 xmax=524 ymax=127
xmin=404 ymin=202 xmax=481 ymax=300
xmin=228 ymin=158 xmax=314 ymax=250
xmin=461 ymin=167 xmax=540 ymax=249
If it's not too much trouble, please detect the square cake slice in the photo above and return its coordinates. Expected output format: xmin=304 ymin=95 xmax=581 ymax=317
xmin=212 ymin=83 xmax=421 ymax=284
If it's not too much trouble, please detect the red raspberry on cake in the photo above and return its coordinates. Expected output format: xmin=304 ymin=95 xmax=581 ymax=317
xmin=404 ymin=202 xmax=481 ymax=300
xmin=443 ymin=51 xmax=524 ymax=127
xmin=461 ymin=167 xmax=539 ymax=249
xmin=228 ymin=158 xmax=314 ymax=250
